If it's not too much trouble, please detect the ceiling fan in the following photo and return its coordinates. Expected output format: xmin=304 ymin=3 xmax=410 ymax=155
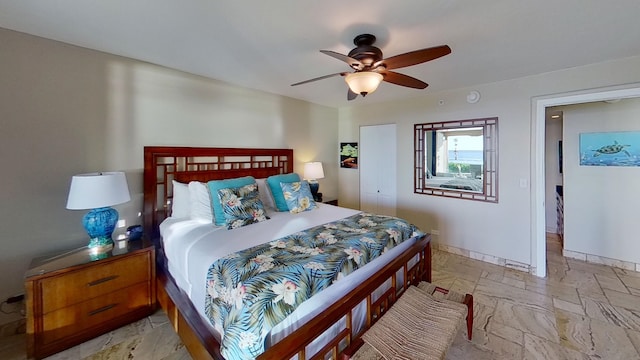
xmin=291 ymin=34 xmax=451 ymax=100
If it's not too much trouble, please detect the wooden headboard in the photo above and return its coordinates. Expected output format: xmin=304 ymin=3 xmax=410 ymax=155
xmin=143 ymin=146 xmax=294 ymax=240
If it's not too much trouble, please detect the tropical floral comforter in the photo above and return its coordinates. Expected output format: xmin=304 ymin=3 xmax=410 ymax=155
xmin=204 ymin=212 xmax=423 ymax=360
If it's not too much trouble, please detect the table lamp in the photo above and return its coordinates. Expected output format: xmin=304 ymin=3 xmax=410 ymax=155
xmin=66 ymin=172 xmax=131 ymax=252
xmin=303 ymin=162 xmax=324 ymax=202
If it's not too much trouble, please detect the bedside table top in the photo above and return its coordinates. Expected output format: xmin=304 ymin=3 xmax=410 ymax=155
xmin=26 ymin=238 xmax=153 ymax=278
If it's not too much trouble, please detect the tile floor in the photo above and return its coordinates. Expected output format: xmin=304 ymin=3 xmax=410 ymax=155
xmin=441 ymin=235 xmax=640 ymax=359
xmin=0 ymin=310 xmax=190 ymax=360
xmin=2 ymin=234 xmax=640 ymax=359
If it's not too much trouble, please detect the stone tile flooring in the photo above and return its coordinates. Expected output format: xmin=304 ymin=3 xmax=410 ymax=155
xmin=2 ymin=234 xmax=640 ymax=359
xmin=0 ymin=310 xmax=190 ymax=360
xmin=442 ymin=235 xmax=640 ymax=360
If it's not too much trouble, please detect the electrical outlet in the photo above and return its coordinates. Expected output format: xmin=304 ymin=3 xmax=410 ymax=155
xmin=431 ymin=229 xmax=440 ymax=235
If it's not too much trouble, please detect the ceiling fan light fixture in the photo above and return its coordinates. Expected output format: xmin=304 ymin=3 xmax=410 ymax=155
xmin=345 ymin=72 xmax=383 ymax=97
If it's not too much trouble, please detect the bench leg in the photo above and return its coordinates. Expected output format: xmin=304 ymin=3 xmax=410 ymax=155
xmin=464 ymin=294 xmax=473 ymax=340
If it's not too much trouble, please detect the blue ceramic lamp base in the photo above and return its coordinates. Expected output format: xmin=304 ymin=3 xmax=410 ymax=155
xmin=308 ymin=181 xmax=322 ymax=202
xmin=83 ymin=207 xmax=118 ymax=251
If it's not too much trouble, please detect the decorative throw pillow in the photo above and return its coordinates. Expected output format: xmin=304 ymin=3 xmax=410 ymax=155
xmin=217 ymin=183 xmax=269 ymax=229
xmin=255 ymin=178 xmax=276 ymax=210
xmin=171 ymin=180 xmax=190 ymax=218
xmin=188 ymin=181 xmax=213 ymax=222
xmin=280 ymin=181 xmax=317 ymax=214
xmin=267 ymin=173 xmax=301 ymax=211
xmin=208 ymin=176 xmax=256 ymax=226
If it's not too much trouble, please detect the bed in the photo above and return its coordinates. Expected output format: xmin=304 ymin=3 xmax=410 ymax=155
xmin=432 ymin=177 xmax=483 ymax=192
xmin=143 ymin=146 xmax=432 ymax=360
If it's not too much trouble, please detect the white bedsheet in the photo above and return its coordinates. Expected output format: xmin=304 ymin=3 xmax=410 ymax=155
xmin=160 ymin=203 xmax=417 ymax=355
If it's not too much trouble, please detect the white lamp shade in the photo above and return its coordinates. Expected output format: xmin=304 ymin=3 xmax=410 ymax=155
xmin=345 ymin=72 xmax=383 ymax=95
xmin=303 ymin=162 xmax=325 ymax=180
xmin=66 ymin=172 xmax=131 ymax=210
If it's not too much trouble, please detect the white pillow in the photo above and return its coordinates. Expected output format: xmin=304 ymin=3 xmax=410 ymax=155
xmin=189 ymin=181 xmax=214 ymax=222
xmin=256 ymin=178 xmax=276 ymax=211
xmin=171 ymin=180 xmax=190 ymax=218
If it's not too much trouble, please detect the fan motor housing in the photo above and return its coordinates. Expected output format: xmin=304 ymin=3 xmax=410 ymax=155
xmin=348 ymin=34 xmax=382 ymax=66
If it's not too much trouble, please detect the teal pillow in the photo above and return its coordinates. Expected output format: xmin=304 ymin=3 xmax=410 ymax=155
xmin=267 ymin=173 xmax=300 ymax=211
xmin=208 ymin=176 xmax=256 ymax=225
xmin=217 ymin=183 xmax=269 ymax=229
xmin=280 ymin=181 xmax=317 ymax=214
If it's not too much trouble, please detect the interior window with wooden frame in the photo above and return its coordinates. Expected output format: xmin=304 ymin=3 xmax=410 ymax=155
xmin=414 ymin=117 xmax=498 ymax=202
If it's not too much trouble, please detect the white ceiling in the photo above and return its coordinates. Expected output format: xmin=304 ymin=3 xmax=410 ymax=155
xmin=1 ymin=0 xmax=640 ymax=108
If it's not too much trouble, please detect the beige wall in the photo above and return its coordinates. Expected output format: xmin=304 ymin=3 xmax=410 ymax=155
xmin=561 ymin=99 xmax=640 ymax=264
xmin=0 ymin=28 xmax=338 ymax=325
xmin=338 ymin=55 xmax=640 ymax=270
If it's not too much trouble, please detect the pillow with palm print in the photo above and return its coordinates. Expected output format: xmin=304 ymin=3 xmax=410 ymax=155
xmin=267 ymin=173 xmax=300 ymax=211
xmin=217 ymin=183 xmax=269 ymax=229
xmin=208 ymin=176 xmax=256 ymax=226
xmin=280 ymin=181 xmax=317 ymax=214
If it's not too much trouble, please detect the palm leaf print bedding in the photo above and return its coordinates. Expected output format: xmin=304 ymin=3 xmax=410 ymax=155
xmin=204 ymin=212 xmax=424 ymax=359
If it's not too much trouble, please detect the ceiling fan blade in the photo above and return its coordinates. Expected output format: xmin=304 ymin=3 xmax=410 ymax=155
xmin=381 ymin=71 xmax=428 ymax=89
xmin=377 ymin=45 xmax=451 ymax=70
xmin=291 ymin=72 xmax=347 ymax=86
xmin=320 ymin=50 xmax=363 ymax=70
xmin=347 ymin=88 xmax=358 ymax=101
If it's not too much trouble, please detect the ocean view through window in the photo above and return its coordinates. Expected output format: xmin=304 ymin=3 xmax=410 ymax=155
xmin=415 ymin=118 xmax=498 ymax=202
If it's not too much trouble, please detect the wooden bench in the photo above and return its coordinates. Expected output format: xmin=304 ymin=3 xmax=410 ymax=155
xmin=416 ymin=282 xmax=474 ymax=340
xmin=342 ymin=282 xmax=473 ymax=360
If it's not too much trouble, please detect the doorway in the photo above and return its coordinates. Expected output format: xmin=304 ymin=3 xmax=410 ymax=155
xmin=531 ymin=84 xmax=640 ymax=278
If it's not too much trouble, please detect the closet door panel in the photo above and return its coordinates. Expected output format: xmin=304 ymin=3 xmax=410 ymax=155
xmin=359 ymin=124 xmax=396 ymax=216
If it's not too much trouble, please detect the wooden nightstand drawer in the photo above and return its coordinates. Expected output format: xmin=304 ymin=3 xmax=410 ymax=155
xmin=26 ymin=241 xmax=156 ymax=359
xmin=40 ymin=282 xmax=151 ymax=346
xmin=40 ymin=251 xmax=152 ymax=313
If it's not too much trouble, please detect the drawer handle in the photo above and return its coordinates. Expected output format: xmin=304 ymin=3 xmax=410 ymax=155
xmin=88 ymin=303 xmax=118 ymax=316
xmin=87 ymin=275 xmax=119 ymax=287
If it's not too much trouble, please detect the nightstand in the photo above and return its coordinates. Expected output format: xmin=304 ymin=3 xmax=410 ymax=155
xmin=323 ymin=199 xmax=338 ymax=206
xmin=25 ymin=239 xmax=156 ymax=359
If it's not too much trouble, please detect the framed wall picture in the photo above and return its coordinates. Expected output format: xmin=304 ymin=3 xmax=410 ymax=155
xmin=579 ymin=131 xmax=637 ymax=167
xmin=340 ymin=142 xmax=358 ymax=169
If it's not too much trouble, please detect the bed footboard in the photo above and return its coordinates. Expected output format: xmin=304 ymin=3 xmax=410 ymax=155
xmin=257 ymin=234 xmax=432 ymax=360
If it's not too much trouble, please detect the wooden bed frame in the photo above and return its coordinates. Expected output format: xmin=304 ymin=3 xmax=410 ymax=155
xmin=143 ymin=146 xmax=432 ymax=360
